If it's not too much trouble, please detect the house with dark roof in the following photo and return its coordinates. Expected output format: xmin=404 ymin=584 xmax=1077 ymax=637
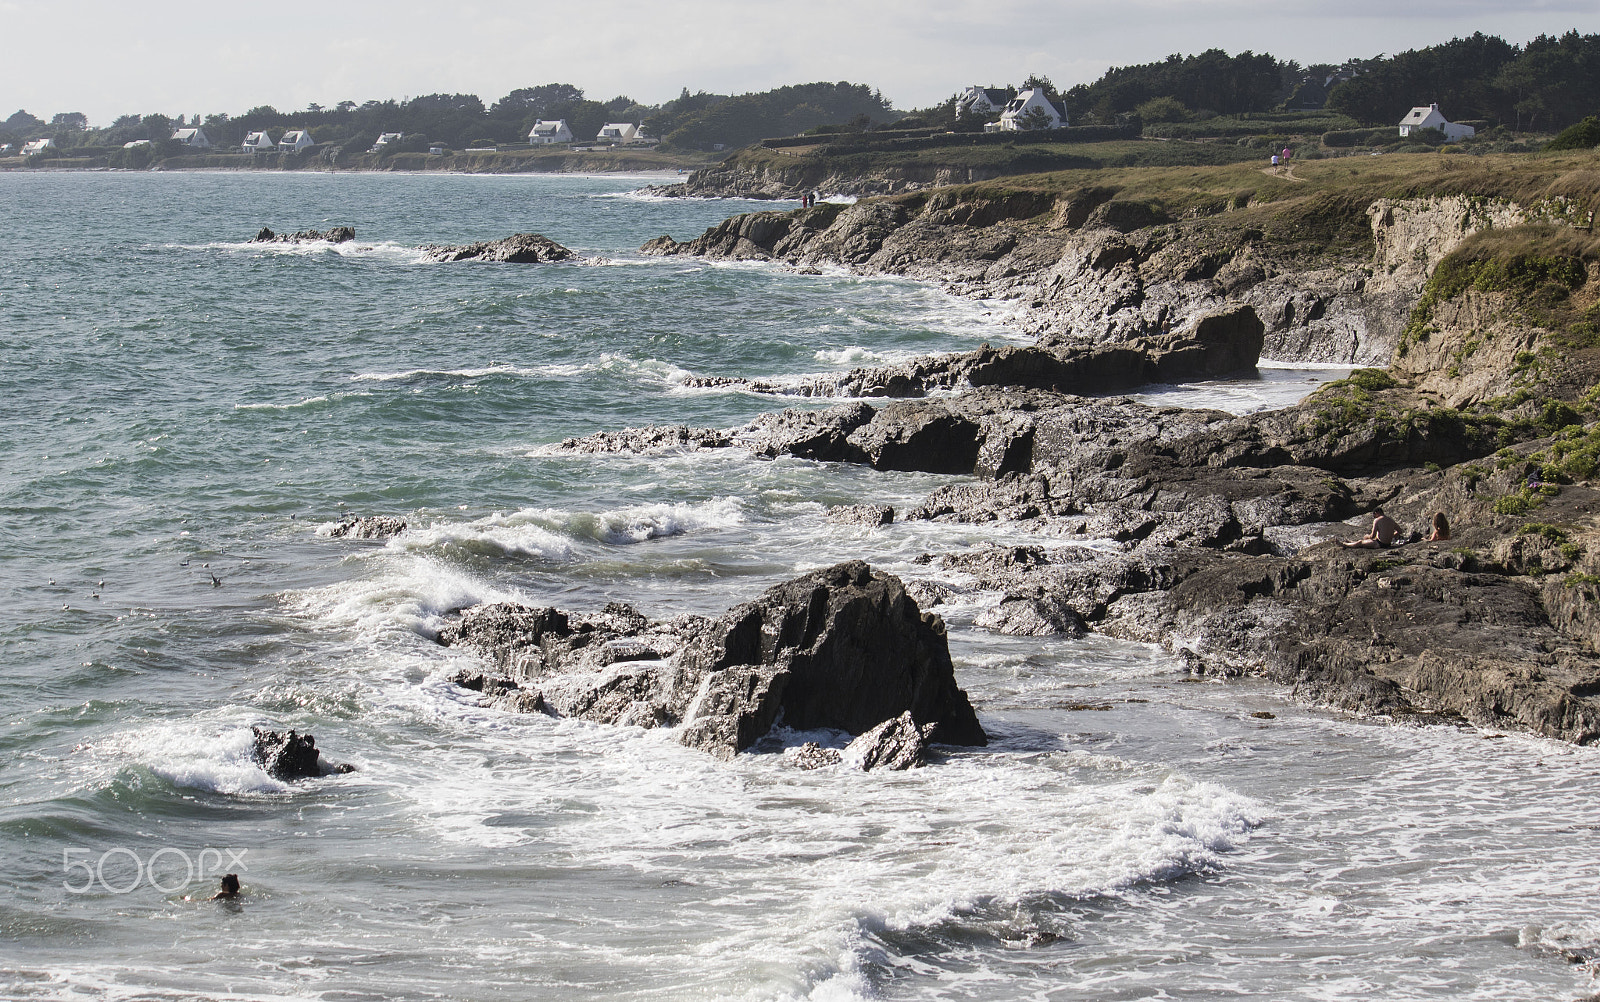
xmin=958 ymin=85 xmax=1012 ymax=119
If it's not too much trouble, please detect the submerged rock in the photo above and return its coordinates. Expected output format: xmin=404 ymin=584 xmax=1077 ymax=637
xmin=418 ymin=233 xmax=577 ymax=263
xmin=438 ymin=561 xmax=987 ymax=760
xmin=329 ymin=515 xmax=407 ymax=539
xmin=251 ymin=226 xmax=355 ymax=244
xmin=251 ymin=727 xmax=354 ymax=779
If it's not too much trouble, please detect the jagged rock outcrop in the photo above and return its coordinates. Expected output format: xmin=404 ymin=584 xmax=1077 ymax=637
xmin=438 ymin=561 xmax=986 ymax=761
xmin=685 ymin=305 xmax=1264 ymax=399
xmin=251 ymin=727 xmax=355 ymax=779
xmin=419 ymin=233 xmax=577 ymax=263
xmin=329 ymin=515 xmax=407 ymax=539
xmin=841 ymin=712 xmax=933 ymax=770
xmin=251 ymin=226 xmax=356 ymax=244
xmin=643 ymin=189 xmax=1583 ymax=365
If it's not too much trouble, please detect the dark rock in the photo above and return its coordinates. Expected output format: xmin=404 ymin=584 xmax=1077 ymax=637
xmin=329 ymin=515 xmax=407 ymax=539
xmin=418 ymin=233 xmax=578 ymax=264
xmin=975 ymin=594 xmax=1088 ymax=637
xmin=680 ymin=305 xmax=1264 ymax=401
xmin=251 ymin=226 xmax=355 ymax=244
xmin=826 ymin=504 xmax=894 ymax=526
xmin=437 ymin=561 xmax=986 ymax=759
xmin=251 ymin=727 xmax=353 ymax=779
xmin=842 ymin=711 xmax=932 ymax=770
xmin=677 ymin=560 xmax=987 ymax=749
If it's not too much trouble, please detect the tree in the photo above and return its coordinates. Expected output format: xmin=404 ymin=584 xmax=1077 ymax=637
xmin=50 ymin=112 xmax=87 ymax=131
xmin=1023 ymin=73 xmax=1055 ymax=94
xmin=490 ymin=84 xmax=584 ymax=120
xmin=1016 ymin=105 xmax=1056 ymax=131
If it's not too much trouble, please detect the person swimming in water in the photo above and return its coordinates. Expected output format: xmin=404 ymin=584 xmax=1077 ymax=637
xmin=209 ymin=874 xmax=240 ymax=900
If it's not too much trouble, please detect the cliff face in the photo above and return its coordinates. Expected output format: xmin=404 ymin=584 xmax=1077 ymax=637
xmin=644 ymin=189 xmax=1584 ymax=366
xmin=660 ymin=157 xmax=1008 ymax=200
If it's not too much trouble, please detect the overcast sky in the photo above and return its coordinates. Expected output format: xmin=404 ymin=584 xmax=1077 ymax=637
xmin=3 ymin=0 xmax=1597 ymax=124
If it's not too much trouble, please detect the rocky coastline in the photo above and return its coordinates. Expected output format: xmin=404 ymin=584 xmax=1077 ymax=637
xmin=540 ymin=166 xmax=1600 ymax=747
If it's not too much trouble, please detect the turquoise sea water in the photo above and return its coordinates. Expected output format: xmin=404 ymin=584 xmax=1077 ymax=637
xmin=1 ymin=171 xmax=1597 ymax=1001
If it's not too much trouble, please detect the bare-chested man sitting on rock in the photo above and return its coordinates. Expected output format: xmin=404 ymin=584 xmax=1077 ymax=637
xmin=1344 ymin=508 xmax=1401 ymax=548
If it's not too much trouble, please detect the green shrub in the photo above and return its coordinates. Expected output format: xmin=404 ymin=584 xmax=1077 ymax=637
xmin=1493 ymin=492 xmax=1535 ymax=516
xmin=1545 ymin=116 xmax=1600 ymax=152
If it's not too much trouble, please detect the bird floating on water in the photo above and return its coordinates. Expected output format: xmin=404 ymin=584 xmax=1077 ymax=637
xmin=209 ymin=573 xmax=222 ymax=587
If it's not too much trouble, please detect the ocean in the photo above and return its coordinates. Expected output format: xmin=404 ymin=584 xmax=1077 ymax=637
xmin=1 ymin=170 xmax=1595 ymax=1001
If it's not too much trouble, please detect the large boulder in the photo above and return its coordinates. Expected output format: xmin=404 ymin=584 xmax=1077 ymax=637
xmin=438 ymin=561 xmax=986 ymax=759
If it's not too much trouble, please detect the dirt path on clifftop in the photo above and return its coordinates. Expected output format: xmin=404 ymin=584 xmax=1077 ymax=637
xmin=1260 ymin=165 xmax=1308 ymax=182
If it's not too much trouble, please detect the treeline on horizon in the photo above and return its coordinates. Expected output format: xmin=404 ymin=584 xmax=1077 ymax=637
xmin=1056 ymin=30 xmax=1599 ymax=132
xmin=0 ymin=82 xmax=894 ymax=155
xmin=4 ymin=30 xmax=1598 ymax=156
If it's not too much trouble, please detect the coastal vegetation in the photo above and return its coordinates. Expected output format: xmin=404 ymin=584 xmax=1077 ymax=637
xmin=6 ymin=31 xmax=1597 ymax=176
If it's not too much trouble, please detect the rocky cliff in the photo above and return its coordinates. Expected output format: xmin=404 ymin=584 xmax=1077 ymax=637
xmin=643 ymin=174 xmax=1594 ymax=366
xmin=572 ymin=159 xmax=1600 ymax=745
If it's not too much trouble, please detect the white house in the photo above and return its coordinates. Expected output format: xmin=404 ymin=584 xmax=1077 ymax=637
xmin=22 ymin=138 xmax=54 ymax=155
xmin=529 ymin=119 xmax=573 ymax=144
xmin=369 ymin=132 xmax=403 ymax=152
xmin=0 ymin=143 xmax=15 ymax=155
xmin=994 ymin=88 xmax=1067 ymax=132
xmin=278 ymin=130 xmax=315 ymax=152
xmin=957 ymin=86 xmax=1011 ymax=119
xmin=596 ymin=122 xmax=640 ymax=143
xmin=1398 ymin=103 xmax=1475 ymax=142
xmin=242 ymin=131 xmax=275 ymax=153
xmin=122 ymin=139 xmax=152 ymax=149
xmin=172 ymin=128 xmax=211 ymax=149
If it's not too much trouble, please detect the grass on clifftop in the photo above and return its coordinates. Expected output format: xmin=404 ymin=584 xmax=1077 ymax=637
xmin=873 ymin=151 xmax=1600 ymax=260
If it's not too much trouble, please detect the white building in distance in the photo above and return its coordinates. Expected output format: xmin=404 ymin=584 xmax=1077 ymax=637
xmin=993 ymin=88 xmax=1067 ymax=132
xmin=370 ymin=132 xmax=404 ymax=152
xmin=22 ymin=138 xmax=54 ymax=155
xmin=596 ymin=122 xmax=641 ymax=143
xmin=529 ymin=120 xmax=573 ymax=144
xmin=172 ymin=128 xmax=211 ymax=148
xmin=278 ymin=130 xmax=315 ymax=152
xmin=242 ymin=131 xmax=275 ymax=153
xmin=1398 ymin=103 xmax=1476 ymax=142
xmin=957 ymin=86 xmax=1011 ymax=119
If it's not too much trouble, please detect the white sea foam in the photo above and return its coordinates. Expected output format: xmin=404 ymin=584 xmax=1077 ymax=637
xmin=349 ymin=363 xmax=544 ymax=382
xmin=174 ymin=239 xmax=426 ymax=264
xmin=349 ymin=354 xmax=691 ymax=387
xmin=813 ymin=346 xmax=887 ymax=365
xmin=233 ymin=393 xmax=360 ymax=411
xmin=95 ymin=722 xmax=288 ymax=795
xmin=285 ymin=554 xmax=523 ymax=639
xmin=396 ymin=498 xmax=745 ymax=557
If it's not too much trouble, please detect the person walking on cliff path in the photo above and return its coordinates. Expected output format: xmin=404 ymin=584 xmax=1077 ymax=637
xmin=1271 ymin=154 xmax=1280 ymax=168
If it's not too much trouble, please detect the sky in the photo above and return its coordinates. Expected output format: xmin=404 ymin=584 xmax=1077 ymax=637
xmin=3 ymin=0 xmax=1598 ymax=125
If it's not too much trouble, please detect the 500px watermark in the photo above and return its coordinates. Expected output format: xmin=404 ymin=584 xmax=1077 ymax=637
xmin=62 ymin=847 xmax=248 ymax=894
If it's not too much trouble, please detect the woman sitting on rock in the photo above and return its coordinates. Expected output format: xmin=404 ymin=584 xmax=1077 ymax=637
xmin=1344 ymin=509 xmax=1400 ymax=548
xmin=1427 ymin=512 xmax=1451 ymax=542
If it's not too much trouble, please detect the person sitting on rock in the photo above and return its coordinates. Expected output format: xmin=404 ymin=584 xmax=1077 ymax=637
xmin=209 ymin=874 xmax=241 ymax=901
xmin=1345 ymin=508 xmax=1400 ymax=548
xmin=1427 ymin=512 xmax=1451 ymax=541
